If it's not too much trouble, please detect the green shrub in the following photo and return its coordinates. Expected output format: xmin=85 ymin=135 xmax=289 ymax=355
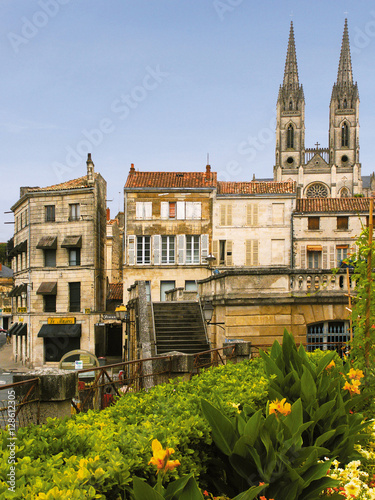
xmin=0 ymin=358 xmax=268 ymax=499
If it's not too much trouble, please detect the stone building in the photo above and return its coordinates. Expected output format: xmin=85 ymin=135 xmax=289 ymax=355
xmin=123 ymin=163 xmax=216 ymax=301
xmin=0 ymin=263 xmax=13 ymax=330
xmin=9 ymin=155 xmax=107 ymax=367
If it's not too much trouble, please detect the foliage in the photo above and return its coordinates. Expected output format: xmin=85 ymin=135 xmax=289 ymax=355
xmin=259 ymin=330 xmax=368 ymax=463
xmin=345 ymin=226 xmax=375 ymax=368
xmin=201 ymin=394 xmax=340 ymax=499
xmin=0 ymin=358 xmax=268 ymax=499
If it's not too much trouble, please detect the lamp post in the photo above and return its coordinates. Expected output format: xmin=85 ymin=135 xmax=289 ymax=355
xmin=204 ymin=254 xmax=216 ymax=275
xmin=202 ymin=300 xmax=225 ymax=331
xmin=115 ymin=304 xmax=128 ymax=362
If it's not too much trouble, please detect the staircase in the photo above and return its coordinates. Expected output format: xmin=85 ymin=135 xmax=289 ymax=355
xmin=153 ymin=301 xmax=210 ymax=355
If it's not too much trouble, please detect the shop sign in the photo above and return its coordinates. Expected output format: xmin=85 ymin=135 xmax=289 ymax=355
xmin=47 ymin=317 xmax=76 ymax=325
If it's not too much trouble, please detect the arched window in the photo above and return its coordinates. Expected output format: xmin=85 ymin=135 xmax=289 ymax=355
xmin=341 ymin=123 xmax=349 ymax=147
xmin=287 ymin=124 xmax=294 ymax=149
xmin=306 ymin=183 xmax=329 ymax=198
xmin=340 ymin=187 xmax=350 ymax=198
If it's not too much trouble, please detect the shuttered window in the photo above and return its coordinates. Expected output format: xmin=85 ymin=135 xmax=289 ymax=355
xmin=337 ymin=216 xmax=349 ymax=230
xmin=226 ymin=240 xmax=233 ymax=265
xmin=186 ymin=235 xmax=200 ymax=264
xmin=128 ymin=236 xmax=135 ymax=265
xmin=245 ymin=240 xmax=259 ymax=266
xmin=136 ymin=202 xmax=152 ymax=219
xmin=137 ymin=236 xmax=151 ymax=264
xmin=308 ymin=217 xmax=320 ymax=230
xmin=161 ymin=236 xmax=175 ymax=264
xmin=220 ymin=204 xmax=233 ymax=226
xmin=246 ymin=204 xmax=259 ymax=226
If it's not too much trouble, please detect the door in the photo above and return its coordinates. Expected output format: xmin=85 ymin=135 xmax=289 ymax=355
xmin=160 ymin=281 xmax=176 ymax=301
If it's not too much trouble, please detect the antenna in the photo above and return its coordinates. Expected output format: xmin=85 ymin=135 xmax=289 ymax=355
xmin=207 ymin=153 xmax=209 ymax=165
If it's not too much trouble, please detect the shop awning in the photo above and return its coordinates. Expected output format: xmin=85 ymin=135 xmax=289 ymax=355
xmin=61 ymin=235 xmax=82 ymax=248
xmin=8 ymin=284 xmax=27 ymax=297
xmin=36 ymin=282 xmax=57 ymax=295
xmin=7 ymin=323 xmax=19 ymax=335
xmin=15 ymin=324 xmax=27 ymax=336
xmin=36 ymin=236 xmax=57 ymax=249
xmin=37 ymin=324 xmax=81 ymax=338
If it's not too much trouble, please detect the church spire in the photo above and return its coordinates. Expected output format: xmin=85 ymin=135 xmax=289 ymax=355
xmin=336 ymin=18 xmax=353 ymax=87
xmin=283 ymin=21 xmax=300 ymax=90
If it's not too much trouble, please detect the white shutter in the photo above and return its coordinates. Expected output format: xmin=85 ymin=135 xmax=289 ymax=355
xmin=160 ymin=202 xmax=168 ymax=219
xmin=193 ymin=202 xmax=201 ymax=220
xmin=153 ymin=235 xmax=161 ymax=265
xmin=227 ymin=204 xmax=233 ymax=226
xmin=185 ymin=202 xmax=194 ymax=219
xmin=300 ymin=245 xmax=306 ymax=269
xmin=145 ymin=202 xmax=152 ymax=219
xmin=220 ymin=205 xmax=226 ymax=226
xmin=177 ymin=201 xmax=185 ymax=219
xmin=201 ymin=234 xmax=208 ymax=261
xmin=135 ymin=202 xmax=143 ymax=219
xmin=128 ymin=235 xmax=135 ymax=265
xmin=253 ymin=240 xmax=259 ymax=266
xmin=253 ymin=204 xmax=259 ymax=226
xmin=178 ymin=235 xmax=185 ymax=264
xmin=226 ymin=240 xmax=233 ymax=265
xmin=330 ymin=245 xmax=335 ymax=269
xmin=246 ymin=205 xmax=252 ymax=226
xmin=323 ymin=246 xmax=328 ymax=268
xmin=245 ymin=240 xmax=252 ymax=265
xmin=212 ymin=240 xmax=219 ymax=265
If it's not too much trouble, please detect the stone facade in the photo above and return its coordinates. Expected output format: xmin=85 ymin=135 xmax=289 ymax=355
xmin=9 ymin=155 xmax=107 ymax=367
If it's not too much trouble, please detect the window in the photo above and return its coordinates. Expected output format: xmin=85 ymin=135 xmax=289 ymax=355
xmin=307 ymin=321 xmax=350 ymax=357
xmin=69 ymin=204 xmax=80 ymax=221
xmin=44 ymin=295 xmax=56 ymax=313
xmin=160 ymin=281 xmax=176 ymax=301
xmin=161 ymin=236 xmax=175 ymax=264
xmin=287 ymin=124 xmax=294 ymax=149
xmin=308 ymin=251 xmax=321 ymax=269
xmin=44 ymin=337 xmax=80 ymax=362
xmin=308 ymin=217 xmax=320 ymax=230
xmin=341 ymin=123 xmax=349 ymax=147
xmin=186 ymin=235 xmax=200 ymax=264
xmin=169 ymin=202 xmax=176 ymax=218
xmin=185 ymin=280 xmax=197 ymax=291
xmin=136 ymin=236 xmax=151 ymax=264
xmin=136 ymin=202 xmax=152 ymax=219
xmin=220 ymin=204 xmax=232 ymax=226
xmin=69 ymin=248 xmax=81 ymax=266
xmin=69 ymin=282 xmax=81 ymax=312
xmin=161 ymin=201 xmax=201 ymax=220
xmin=45 ymin=205 xmax=55 ymax=222
xmin=219 ymin=240 xmax=226 ymax=265
xmin=44 ymin=249 xmax=56 ymax=267
xmin=306 ymin=183 xmax=329 ymax=198
xmin=337 ymin=216 xmax=349 ymax=230
xmin=337 ymin=246 xmax=348 ymax=266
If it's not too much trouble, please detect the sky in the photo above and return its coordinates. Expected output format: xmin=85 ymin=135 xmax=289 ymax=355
xmin=1 ymin=0 xmax=375 ymax=241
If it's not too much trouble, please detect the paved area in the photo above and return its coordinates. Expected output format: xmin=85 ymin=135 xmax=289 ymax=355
xmin=0 ymin=338 xmax=32 ymax=375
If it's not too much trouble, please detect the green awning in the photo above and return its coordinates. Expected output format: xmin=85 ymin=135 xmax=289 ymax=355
xmin=7 ymin=323 xmax=19 ymax=335
xmin=15 ymin=324 xmax=27 ymax=336
xmin=37 ymin=324 xmax=81 ymax=338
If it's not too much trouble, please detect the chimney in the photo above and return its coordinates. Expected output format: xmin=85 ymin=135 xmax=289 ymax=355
xmin=87 ymin=153 xmax=95 ymax=185
xmin=106 ymin=207 xmax=110 ymax=222
xmin=130 ymin=163 xmax=135 ymax=174
xmin=205 ymin=164 xmax=211 ymax=180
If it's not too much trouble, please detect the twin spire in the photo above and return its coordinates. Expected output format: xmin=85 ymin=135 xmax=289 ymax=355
xmin=281 ymin=19 xmax=355 ymax=95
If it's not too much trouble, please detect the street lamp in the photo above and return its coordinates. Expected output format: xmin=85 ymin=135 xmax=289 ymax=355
xmin=202 ymin=300 xmax=225 ymax=331
xmin=115 ymin=304 xmax=127 ymax=322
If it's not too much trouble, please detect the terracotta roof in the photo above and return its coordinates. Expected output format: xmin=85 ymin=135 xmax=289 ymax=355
xmin=217 ymin=181 xmax=296 ymax=195
xmin=23 ymin=174 xmax=98 ymax=193
xmin=295 ymin=197 xmax=370 ymax=213
xmin=125 ymin=171 xmax=217 ymax=189
xmin=107 ymin=282 xmax=123 ymax=301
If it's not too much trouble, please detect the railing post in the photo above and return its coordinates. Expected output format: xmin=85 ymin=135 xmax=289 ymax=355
xmin=223 ymin=341 xmax=252 ymax=364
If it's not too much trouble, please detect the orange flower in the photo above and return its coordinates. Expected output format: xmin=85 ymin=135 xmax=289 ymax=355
xmin=148 ymin=439 xmax=180 ymax=474
xmin=325 ymin=360 xmax=335 ymax=370
xmin=348 ymin=368 xmax=364 ymax=380
xmin=269 ymin=398 xmax=291 ymax=417
xmin=343 ymin=379 xmax=361 ymax=396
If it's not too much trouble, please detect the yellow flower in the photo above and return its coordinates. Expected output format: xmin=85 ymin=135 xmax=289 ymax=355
xmin=269 ymin=398 xmax=291 ymax=417
xmin=344 ymin=480 xmax=361 ymax=497
xmin=326 ymin=360 xmax=335 ymax=370
xmin=348 ymin=368 xmax=364 ymax=380
xmin=343 ymin=380 xmax=361 ymax=395
xmin=148 ymin=439 xmax=180 ymax=474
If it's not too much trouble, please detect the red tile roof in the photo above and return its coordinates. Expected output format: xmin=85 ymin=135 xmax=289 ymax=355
xmin=217 ymin=181 xmax=296 ymax=195
xmin=295 ymin=197 xmax=370 ymax=213
xmin=23 ymin=174 xmax=98 ymax=193
xmin=125 ymin=171 xmax=217 ymax=188
xmin=107 ymin=282 xmax=123 ymax=301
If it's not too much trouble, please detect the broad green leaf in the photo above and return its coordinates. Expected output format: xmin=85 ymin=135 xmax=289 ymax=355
xmin=301 ymin=365 xmax=317 ymax=404
xmin=315 ymin=429 xmax=336 ymax=447
xmin=165 ymin=473 xmax=195 ymax=500
xmin=133 ymin=476 xmax=164 ymax=500
xmin=301 ymin=459 xmax=332 ymax=488
xmin=201 ymin=399 xmax=236 ymax=456
xmin=316 ymin=350 xmax=337 ymax=376
xmin=302 ymin=476 xmax=341 ymax=500
xmin=173 ymin=476 xmax=204 ymax=500
xmin=232 ymin=483 xmax=269 ymax=500
xmin=284 ymin=398 xmax=303 ymax=433
xmin=259 ymin=350 xmax=284 ymax=383
xmin=243 ymin=409 xmax=263 ymax=445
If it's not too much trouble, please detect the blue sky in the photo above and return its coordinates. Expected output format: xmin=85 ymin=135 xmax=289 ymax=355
xmin=1 ymin=0 xmax=375 ymax=240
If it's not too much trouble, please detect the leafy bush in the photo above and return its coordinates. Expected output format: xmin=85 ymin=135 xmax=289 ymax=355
xmin=0 ymin=358 xmax=268 ymax=499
